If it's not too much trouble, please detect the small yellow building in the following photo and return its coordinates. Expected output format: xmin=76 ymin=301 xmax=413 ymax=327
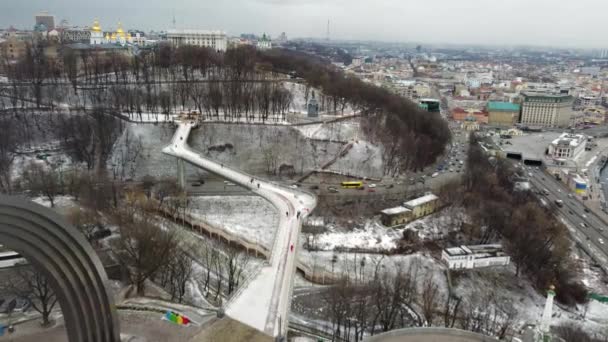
xmin=380 ymin=206 xmax=412 ymax=227
xmin=403 ymin=193 xmax=439 ymax=220
xmin=380 ymin=193 xmax=439 ymax=227
xmin=487 ymin=101 xmax=520 ymax=127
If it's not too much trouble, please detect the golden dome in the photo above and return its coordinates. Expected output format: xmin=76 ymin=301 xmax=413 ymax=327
xmin=92 ymin=19 xmax=102 ymax=32
xmin=116 ymin=22 xmax=124 ymax=34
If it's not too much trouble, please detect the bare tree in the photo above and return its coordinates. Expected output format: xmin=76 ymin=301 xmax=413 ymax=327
xmin=1 ymin=265 xmax=58 ymax=326
xmin=21 ymin=161 xmax=61 ymax=207
xmin=420 ymin=274 xmax=441 ymax=326
xmin=0 ymin=118 xmax=18 ymax=193
xmin=225 ymin=245 xmax=250 ymax=295
xmin=112 ymin=207 xmax=177 ymax=296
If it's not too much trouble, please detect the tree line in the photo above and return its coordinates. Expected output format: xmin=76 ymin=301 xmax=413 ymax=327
xmin=461 ymin=134 xmax=586 ymax=305
xmin=2 ymin=41 xmax=450 ymax=173
xmin=313 ymin=258 xmax=516 ymax=341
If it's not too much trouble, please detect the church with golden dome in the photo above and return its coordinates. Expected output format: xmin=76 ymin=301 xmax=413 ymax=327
xmin=89 ymin=19 xmax=131 ymax=46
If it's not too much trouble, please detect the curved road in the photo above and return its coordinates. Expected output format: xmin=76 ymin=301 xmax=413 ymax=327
xmin=162 ymin=120 xmax=316 ymax=338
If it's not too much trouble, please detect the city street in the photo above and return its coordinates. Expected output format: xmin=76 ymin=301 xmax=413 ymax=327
xmin=527 ymin=167 xmax=608 ymax=265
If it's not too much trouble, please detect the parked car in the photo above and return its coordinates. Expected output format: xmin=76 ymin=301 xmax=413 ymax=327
xmin=368 ymin=184 xmax=377 ymax=188
xmin=328 ymin=186 xmax=339 ymax=193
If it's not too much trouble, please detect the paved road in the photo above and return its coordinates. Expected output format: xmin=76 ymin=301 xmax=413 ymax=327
xmin=525 ymin=167 xmax=608 ymax=263
xmin=162 ymin=120 xmax=316 ymax=338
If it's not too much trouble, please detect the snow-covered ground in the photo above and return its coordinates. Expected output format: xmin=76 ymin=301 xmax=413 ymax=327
xmin=111 ymin=122 xmax=343 ymax=181
xmin=403 ymin=207 xmax=468 ymax=240
xmin=293 ymin=119 xmax=361 ymax=142
xmin=328 ymin=140 xmax=384 ymax=179
xmin=188 ymin=195 xmax=279 ymax=249
xmin=298 ymin=250 xmax=447 ymax=287
xmin=310 ymin=220 xmax=401 ymax=251
xmin=307 ymin=208 xmax=466 ymax=252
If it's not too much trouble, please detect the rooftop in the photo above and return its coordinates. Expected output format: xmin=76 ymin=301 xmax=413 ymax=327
xmin=404 ymin=193 xmax=438 ymax=208
xmin=551 ymin=132 xmax=586 ymax=147
xmin=487 ymin=101 xmax=520 ymax=112
xmin=167 ymin=29 xmax=226 ymax=36
xmin=444 ymin=244 xmax=506 ymax=258
xmin=380 ymin=206 xmax=411 ymax=216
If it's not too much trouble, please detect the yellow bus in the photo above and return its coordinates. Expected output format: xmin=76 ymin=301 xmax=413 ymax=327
xmin=341 ymin=181 xmax=364 ymax=189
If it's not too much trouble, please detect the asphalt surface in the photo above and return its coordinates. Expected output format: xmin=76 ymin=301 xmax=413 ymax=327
xmin=525 ymin=167 xmax=608 ymax=258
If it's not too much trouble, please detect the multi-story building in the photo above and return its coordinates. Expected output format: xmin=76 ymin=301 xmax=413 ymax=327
xmin=35 ymin=11 xmax=55 ymax=31
xmin=442 ymin=244 xmax=510 ymax=270
xmin=547 ymin=133 xmax=587 ymax=160
xmin=487 ymin=101 xmax=520 ymax=127
xmin=0 ymin=28 xmax=27 ymax=61
xmin=520 ymin=92 xmax=573 ymax=128
xmin=60 ymin=27 xmax=91 ymax=43
xmin=166 ymin=29 xmax=227 ymax=51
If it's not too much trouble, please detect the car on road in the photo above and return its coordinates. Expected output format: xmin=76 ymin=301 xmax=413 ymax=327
xmin=328 ymin=186 xmax=339 ymax=193
xmin=192 ymin=182 xmax=203 ymax=187
xmin=584 ymin=208 xmax=590 ymax=213
xmin=599 ymin=238 xmax=605 ymax=245
xmin=368 ymin=188 xmax=375 ymax=192
xmin=368 ymin=184 xmax=377 ymax=188
xmin=309 ymin=185 xmax=319 ymax=190
xmin=290 ymin=184 xmax=299 ymax=189
xmin=580 ymin=222 xmax=587 ymax=228
xmin=224 ymin=181 xmax=236 ymax=186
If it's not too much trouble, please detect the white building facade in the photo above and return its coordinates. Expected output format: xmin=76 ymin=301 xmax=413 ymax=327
xmin=547 ymin=133 xmax=587 ymax=160
xmin=442 ymin=244 xmax=510 ymax=270
xmin=166 ymin=29 xmax=227 ymax=51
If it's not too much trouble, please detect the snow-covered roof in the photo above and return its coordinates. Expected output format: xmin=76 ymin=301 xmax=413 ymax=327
xmin=444 ymin=244 xmax=506 ymax=258
xmin=551 ymin=133 xmax=586 ymax=148
xmin=380 ymin=206 xmax=411 ymax=216
xmin=404 ymin=193 xmax=438 ymax=208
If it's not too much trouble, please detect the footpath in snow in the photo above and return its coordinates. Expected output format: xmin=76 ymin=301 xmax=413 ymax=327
xmin=162 ymin=119 xmax=316 ymax=337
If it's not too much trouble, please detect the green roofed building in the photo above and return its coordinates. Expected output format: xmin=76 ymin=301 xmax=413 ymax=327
xmin=487 ymin=101 xmax=520 ymax=127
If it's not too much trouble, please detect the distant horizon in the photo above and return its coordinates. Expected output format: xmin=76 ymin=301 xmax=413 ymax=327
xmin=2 ymin=0 xmax=608 ymax=50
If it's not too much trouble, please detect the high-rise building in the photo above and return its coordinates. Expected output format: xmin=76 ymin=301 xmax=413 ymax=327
xmin=166 ymin=29 xmax=227 ymax=51
xmin=520 ymin=92 xmax=573 ymax=128
xmin=35 ymin=11 xmax=55 ymax=31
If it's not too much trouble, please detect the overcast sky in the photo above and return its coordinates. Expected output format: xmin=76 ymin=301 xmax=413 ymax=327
xmin=1 ymin=0 xmax=606 ymax=48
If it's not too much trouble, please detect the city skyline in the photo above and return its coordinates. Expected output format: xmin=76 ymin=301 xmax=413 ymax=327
xmin=1 ymin=0 xmax=608 ymax=49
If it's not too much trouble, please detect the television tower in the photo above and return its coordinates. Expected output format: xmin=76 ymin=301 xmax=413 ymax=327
xmin=326 ymin=19 xmax=330 ymax=41
xmin=172 ymin=10 xmax=176 ymax=29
